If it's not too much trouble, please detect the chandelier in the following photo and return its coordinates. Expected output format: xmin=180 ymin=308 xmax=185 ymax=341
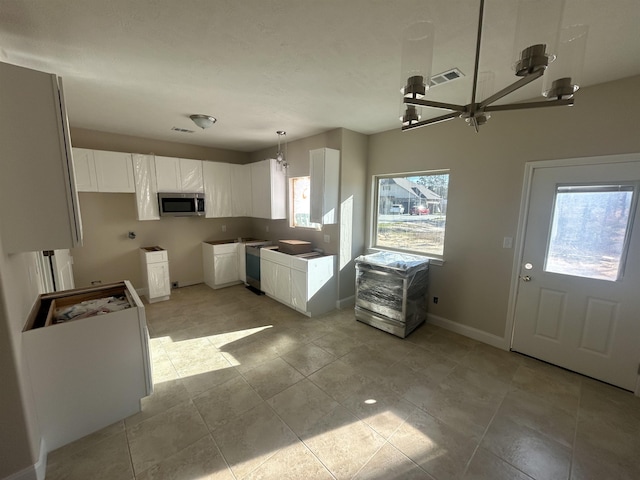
xmin=275 ymin=130 xmax=288 ymax=170
xmin=401 ymin=0 xmax=588 ymax=132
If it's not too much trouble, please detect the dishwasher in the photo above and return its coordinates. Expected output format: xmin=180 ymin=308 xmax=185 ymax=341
xmin=355 ymin=251 xmax=429 ymax=338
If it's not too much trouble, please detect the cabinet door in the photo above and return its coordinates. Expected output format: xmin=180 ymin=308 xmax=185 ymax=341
xmin=290 ymin=269 xmax=307 ymax=313
xmin=155 ymin=156 xmax=181 ymax=192
xmin=310 ymin=148 xmax=340 ymax=224
xmin=203 ymin=161 xmax=232 ymax=218
xmin=179 ymin=159 xmax=204 ymax=193
xmin=231 ymin=164 xmax=252 ymax=217
xmin=250 ymin=160 xmax=270 ymax=219
xmin=73 ymin=148 xmax=98 ymax=192
xmin=148 ymin=262 xmax=170 ymax=298
xmin=274 ymin=264 xmax=291 ymax=305
xmin=261 ymin=258 xmax=277 ymax=296
xmin=132 ymin=154 xmax=160 ymax=221
xmin=214 ymin=252 xmax=239 ymax=285
xmin=93 ymin=150 xmax=135 ymax=193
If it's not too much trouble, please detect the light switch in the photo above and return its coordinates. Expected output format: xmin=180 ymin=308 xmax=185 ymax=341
xmin=324 ymin=234 xmax=330 ymax=243
xmin=503 ymin=237 xmax=513 ymax=249
xmin=221 ymin=225 xmax=227 ymax=232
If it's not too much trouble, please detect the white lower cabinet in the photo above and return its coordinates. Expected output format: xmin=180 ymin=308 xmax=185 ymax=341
xmin=203 ymin=241 xmax=241 ymax=289
xmin=22 ymin=281 xmax=152 ymax=451
xmin=260 ymin=247 xmax=336 ymax=316
xmin=140 ymin=247 xmax=170 ymax=303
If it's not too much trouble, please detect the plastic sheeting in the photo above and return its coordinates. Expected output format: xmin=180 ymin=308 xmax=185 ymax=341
xmin=355 ymin=251 xmax=429 ymax=335
xmin=132 ymin=154 xmax=160 ymax=221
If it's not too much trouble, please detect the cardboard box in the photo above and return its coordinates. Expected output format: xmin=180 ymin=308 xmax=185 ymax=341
xmin=278 ymin=239 xmax=313 ymax=255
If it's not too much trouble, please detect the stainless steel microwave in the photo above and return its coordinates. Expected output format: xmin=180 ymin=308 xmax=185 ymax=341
xmin=158 ymin=192 xmax=205 ymax=217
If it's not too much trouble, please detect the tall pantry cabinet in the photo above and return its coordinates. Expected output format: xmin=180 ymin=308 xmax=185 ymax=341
xmin=0 ymin=62 xmax=82 ymax=253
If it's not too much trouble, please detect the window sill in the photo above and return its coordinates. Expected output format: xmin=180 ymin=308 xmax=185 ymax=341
xmin=367 ymin=247 xmax=445 ymax=266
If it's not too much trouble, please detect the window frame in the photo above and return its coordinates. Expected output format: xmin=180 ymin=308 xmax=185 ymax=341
xmin=288 ymin=175 xmax=321 ymax=230
xmin=370 ymin=169 xmax=450 ymax=260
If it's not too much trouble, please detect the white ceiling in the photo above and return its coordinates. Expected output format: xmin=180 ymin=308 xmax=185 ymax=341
xmin=1 ymin=0 xmax=639 ymax=152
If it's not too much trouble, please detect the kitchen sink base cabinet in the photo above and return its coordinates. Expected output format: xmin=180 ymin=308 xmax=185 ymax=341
xmin=22 ymin=281 xmax=152 ymax=452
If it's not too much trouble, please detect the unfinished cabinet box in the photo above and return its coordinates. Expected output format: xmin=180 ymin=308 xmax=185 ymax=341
xmin=140 ymin=247 xmax=170 ymax=302
xmin=202 ymin=241 xmax=241 ymax=289
xmin=22 ymin=281 xmax=152 ymax=451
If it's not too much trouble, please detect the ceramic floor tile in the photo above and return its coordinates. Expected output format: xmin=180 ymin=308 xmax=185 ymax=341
xmin=125 ymin=378 xmax=191 ymax=428
xmin=180 ymin=365 xmax=240 ymax=398
xmin=398 ymin=346 xmax=458 ymax=383
xmin=163 ymin=337 xmax=232 ymax=378
xmin=482 ymin=414 xmax=572 ymax=480
xmin=46 ymin=420 xmax=125 ymax=464
xmin=211 ymin=402 xmax=298 ymax=479
xmin=312 ymin=330 xmax=364 ymax=357
xmin=389 ymin=408 xmax=478 ymax=480
xmin=308 ymin=359 xmax=377 ymax=403
xmin=267 ymin=378 xmax=340 ymax=436
xmin=301 ymin=405 xmax=386 ymax=480
xmin=463 ymin=448 xmax=534 ymax=480
xmin=127 ymin=400 xmax=209 ymax=476
xmin=136 ymin=435 xmax=234 ymax=480
xmin=193 ymin=375 xmax=264 ymax=431
xmin=354 ymin=442 xmax=435 ymax=480
xmin=458 ymin=343 xmax=523 ymax=383
xmin=241 ymin=356 xmax=305 ymax=399
xmin=281 ymin=343 xmax=336 ymax=376
xmin=45 ymin=431 xmax=133 ymax=480
xmin=418 ymin=329 xmax=479 ymax=360
xmin=243 ymin=440 xmax=334 ymax=480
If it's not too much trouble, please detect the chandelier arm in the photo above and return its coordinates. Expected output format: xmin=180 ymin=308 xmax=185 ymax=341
xmin=479 ymin=69 xmax=544 ymax=109
xmin=405 ymin=98 xmax=467 ymax=112
xmin=401 ymin=111 xmax=459 ymax=131
xmin=484 ymin=98 xmax=574 ymax=112
xmin=469 ymin=0 xmax=486 ymax=117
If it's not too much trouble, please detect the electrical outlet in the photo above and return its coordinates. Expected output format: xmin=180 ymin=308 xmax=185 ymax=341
xmin=221 ymin=225 xmax=227 ymax=232
xmin=433 ymin=296 xmax=439 ymax=304
xmin=324 ymin=234 xmax=330 ymax=243
xmin=266 ymin=225 xmax=269 ymax=232
xmin=503 ymin=236 xmax=513 ymax=249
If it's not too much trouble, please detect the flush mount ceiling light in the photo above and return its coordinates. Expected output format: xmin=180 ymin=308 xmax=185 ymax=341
xmin=275 ymin=130 xmax=289 ymax=170
xmin=189 ymin=114 xmax=217 ymax=129
xmin=401 ymin=0 xmax=588 ymax=132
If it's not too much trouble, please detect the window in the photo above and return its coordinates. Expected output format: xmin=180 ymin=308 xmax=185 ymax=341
xmin=290 ymin=176 xmax=320 ymax=229
xmin=545 ymin=184 xmax=635 ymax=281
xmin=373 ymin=171 xmax=449 ymax=257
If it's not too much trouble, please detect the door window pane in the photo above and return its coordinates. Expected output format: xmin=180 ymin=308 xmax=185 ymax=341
xmin=545 ymin=184 xmax=635 ymax=281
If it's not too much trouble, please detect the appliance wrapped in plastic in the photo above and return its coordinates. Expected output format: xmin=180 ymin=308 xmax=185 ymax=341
xmin=354 ymin=251 xmax=429 ymax=338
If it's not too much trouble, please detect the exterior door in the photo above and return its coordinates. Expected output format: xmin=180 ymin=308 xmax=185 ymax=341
xmin=511 ymin=156 xmax=640 ymax=392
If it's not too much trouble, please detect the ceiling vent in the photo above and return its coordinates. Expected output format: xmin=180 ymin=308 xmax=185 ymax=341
xmin=171 ymin=127 xmax=195 ymax=133
xmin=429 ymin=68 xmax=464 ymax=87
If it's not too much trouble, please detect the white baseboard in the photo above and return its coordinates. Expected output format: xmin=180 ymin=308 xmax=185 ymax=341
xmin=336 ymin=295 xmax=355 ymax=310
xmin=427 ymin=313 xmax=509 ymax=351
xmin=3 ymin=438 xmax=46 ymax=480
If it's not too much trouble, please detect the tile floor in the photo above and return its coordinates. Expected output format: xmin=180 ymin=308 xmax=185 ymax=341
xmin=46 ymin=284 xmax=640 ymax=480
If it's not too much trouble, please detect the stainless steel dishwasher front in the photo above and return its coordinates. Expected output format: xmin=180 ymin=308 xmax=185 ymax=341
xmin=354 ymin=251 xmax=429 ymax=338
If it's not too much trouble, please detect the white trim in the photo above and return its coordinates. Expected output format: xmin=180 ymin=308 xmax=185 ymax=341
xmin=3 ymin=438 xmax=46 ymax=480
xmin=427 ymin=313 xmax=509 ymax=350
xmin=336 ymin=295 xmax=355 ymax=310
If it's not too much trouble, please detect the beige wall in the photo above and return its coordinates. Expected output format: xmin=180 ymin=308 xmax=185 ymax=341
xmin=367 ymin=75 xmax=640 ymax=338
xmin=72 ymin=193 xmax=253 ymax=289
xmin=71 ymin=127 xmax=250 ymax=164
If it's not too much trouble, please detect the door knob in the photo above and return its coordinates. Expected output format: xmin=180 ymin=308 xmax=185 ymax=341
xmin=520 ymin=275 xmax=532 ymax=282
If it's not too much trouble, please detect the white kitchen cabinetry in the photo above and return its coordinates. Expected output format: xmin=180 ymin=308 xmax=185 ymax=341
xmin=132 ymin=154 xmax=160 ymax=221
xmin=22 ymin=281 xmax=152 ymax=451
xmin=310 ymin=148 xmax=340 ymax=224
xmin=203 ymin=242 xmax=241 ymax=289
xmin=155 ymin=156 xmax=204 ymax=193
xmin=203 ymin=161 xmax=233 ymax=218
xmin=74 ymin=148 xmax=135 ymax=194
xmin=140 ymin=247 xmax=170 ymax=303
xmin=231 ymin=163 xmax=253 ymax=217
xmin=0 ymin=62 xmax=82 ymax=253
xmin=250 ymin=159 xmax=286 ymax=219
xmin=260 ymin=248 xmax=336 ymax=316
xmin=73 ymin=148 xmax=99 ymax=192
xmin=92 ymin=150 xmax=135 ymax=193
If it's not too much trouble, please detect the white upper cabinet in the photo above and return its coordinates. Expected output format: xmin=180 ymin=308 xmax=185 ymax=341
xmin=92 ymin=150 xmax=135 ymax=193
xmin=0 ymin=62 xmax=82 ymax=253
xmin=310 ymin=148 xmax=340 ymax=224
xmin=155 ymin=156 xmax=204 ymax=193
xmin=132 ymin=154 xmax=160 ymax=221
xmin=73 ymin=148 xmax=98 ymax=192
xmin=250 ymin=159 xmax=286 ymax=220
xmin=231 ymin=163 xmax=253 ymax=217
xmin=203 ymin=161 xmax=233 ymax=218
